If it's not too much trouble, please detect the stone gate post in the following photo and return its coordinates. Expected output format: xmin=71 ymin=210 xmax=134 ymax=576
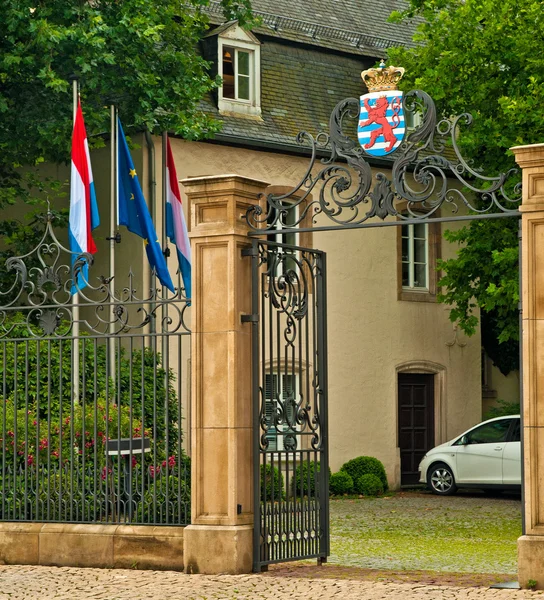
xmin=181 ymin=175 xmax=269 ymax=574
xmin=513 ymin=143 xmax=544 ymax=587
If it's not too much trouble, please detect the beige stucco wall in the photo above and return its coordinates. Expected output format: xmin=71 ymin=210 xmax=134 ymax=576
xmin=484 ymin=365 xmax=521 ymax=418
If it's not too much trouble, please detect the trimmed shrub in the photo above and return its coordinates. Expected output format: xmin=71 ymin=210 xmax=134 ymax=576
xmin=357 ymin=473 xmax=384 ymax=497
xmin=340 ymin=456 xmax=388 ymax=492
xmin=291 ymin=461 xmax=320 ymax=497
xmin=329 ymin=471 xmax=353 ymax=496
xmin=260 ymin=464 xmax=284 ymax=502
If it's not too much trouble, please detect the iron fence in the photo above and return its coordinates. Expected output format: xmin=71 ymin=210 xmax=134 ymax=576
xmin=0 ymin=215 xmax=191 ymax=525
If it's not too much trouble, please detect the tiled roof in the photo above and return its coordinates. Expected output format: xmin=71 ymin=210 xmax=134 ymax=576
xmin=200 ymin=1 xmax=419 ymax=158
xmin=201 ymin=40 xmax=371 ymax=151
xmin=205 ymin=0 xmax=418 ymax=57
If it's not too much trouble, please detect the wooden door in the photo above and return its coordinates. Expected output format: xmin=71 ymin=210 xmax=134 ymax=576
xmin=398 ymin=373 xmax=435 ymax=486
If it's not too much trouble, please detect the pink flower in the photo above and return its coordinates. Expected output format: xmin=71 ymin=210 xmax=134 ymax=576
xmin=27 ymin=455 xmax=34 ymax=466
xmin=131 ymin=456 xmax=137 ymax=469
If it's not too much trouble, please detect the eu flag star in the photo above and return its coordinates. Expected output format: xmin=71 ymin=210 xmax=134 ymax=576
xmin=144 ymin=238 xmax=149 ymax=247
xmin=129 ymin=169 xmax=137 ymax=178
xmin=130 ymin=193 xmax=135 ymax=201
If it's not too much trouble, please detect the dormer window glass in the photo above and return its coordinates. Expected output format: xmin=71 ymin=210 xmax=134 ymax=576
xmin=222 ymin=46 xmax=251 ymax=102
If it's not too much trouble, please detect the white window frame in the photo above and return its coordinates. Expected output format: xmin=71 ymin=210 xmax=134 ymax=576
xmin=401 ymin=222 xmax=429 ymax=291
xmin=264 ymin=372 xmax=300 ymax=453
xmin=218 ymin=35 xmax=261 ymax=117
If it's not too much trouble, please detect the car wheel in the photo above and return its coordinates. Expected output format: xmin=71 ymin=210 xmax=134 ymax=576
xmin=427 ymin=462 xmax=458 ymax=496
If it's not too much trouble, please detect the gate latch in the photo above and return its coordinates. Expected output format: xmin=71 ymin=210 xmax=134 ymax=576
xmin=241 ymin=313 xmax=259 ymax=324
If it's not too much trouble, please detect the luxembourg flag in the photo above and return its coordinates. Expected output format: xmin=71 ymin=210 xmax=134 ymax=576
xmin=165 ymin=138 xmax=191 ymax=299
xmin=69 ymin=99 xmax=100 ymax=293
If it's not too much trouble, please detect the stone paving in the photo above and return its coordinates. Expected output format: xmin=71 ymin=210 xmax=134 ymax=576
xmin=0 ymin=566 xmax=540 ymax=599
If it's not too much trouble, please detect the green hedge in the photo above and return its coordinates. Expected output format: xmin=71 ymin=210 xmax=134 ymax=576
xmin=260 ymin=464 xmax=284 ymax=502
xmin=357 ymin=473 xmax=384 ymax=496
xmin=1 ymin=314 xmax=180 ymax=451
xmin=329 ymin=471 xmax=353 ymax=495
xmin=340 ymin=456 xmax=388 ymax=492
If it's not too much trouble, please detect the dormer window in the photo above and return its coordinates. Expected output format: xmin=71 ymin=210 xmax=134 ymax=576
xmin=211 ymin=22 xmax=261 ymax=117
xmin=222 ymin=47 xmax=251 ymax=102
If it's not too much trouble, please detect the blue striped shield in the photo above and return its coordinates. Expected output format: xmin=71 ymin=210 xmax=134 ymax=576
xmin=358 ymin=91 xmax=405 ymax=157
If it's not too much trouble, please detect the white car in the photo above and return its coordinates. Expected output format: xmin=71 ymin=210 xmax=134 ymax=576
xmin=418 ymin=415 xmax=521 ymax=495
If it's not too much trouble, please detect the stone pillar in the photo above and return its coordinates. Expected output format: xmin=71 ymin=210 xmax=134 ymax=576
xmin=513 ymin=143 xmax=544 ymax=588
xmin=181 ymin=174 xmax=269 ymax=574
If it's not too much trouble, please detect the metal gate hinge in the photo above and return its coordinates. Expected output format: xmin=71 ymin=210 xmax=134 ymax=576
xmin=242 ymin=246 xmax=258 ymax=258
xmin=241 ymin=314 xmax=259 ymax=324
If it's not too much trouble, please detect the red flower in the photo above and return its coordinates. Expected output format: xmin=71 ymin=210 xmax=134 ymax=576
xmin=149 ymin=465 xmax=161 ymax=479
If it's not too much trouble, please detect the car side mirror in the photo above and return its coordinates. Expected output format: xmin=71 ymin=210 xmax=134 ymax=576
xmin=459 ymin=435 xmax=468 ymax=445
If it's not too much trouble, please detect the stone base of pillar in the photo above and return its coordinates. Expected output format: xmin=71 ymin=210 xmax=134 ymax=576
xmin=183 ymin=524 xmax=253 ymax=574
xmin=518 ymin=535 xmax=544 ymax=588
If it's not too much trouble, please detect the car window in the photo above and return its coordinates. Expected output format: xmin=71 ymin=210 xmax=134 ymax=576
xmin=510 ymin=419 xmax=521 ymax=442
xmin=465 ymin=419 xmax=512 ymax=445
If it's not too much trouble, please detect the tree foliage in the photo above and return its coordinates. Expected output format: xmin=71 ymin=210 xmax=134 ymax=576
xmin=0 ymin=0 xmax=253 ymax=210
xmin=388 ymin=0 xmax=544 ymax=373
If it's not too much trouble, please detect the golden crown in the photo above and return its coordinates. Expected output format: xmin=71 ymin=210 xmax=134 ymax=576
xmin=361 ymin=61 xmax=405 ymax=92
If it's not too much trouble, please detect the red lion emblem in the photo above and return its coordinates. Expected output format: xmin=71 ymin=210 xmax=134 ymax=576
xmin=359 ymin=95 xmax=402 ymax=152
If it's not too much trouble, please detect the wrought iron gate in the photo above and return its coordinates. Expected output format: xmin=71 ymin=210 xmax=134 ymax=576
xmin=246 ymin=239 xmax=329 ymax=571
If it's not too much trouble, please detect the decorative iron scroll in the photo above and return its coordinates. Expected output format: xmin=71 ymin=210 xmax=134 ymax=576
xmin=0 ymin=211 xmax=190 ymax=338
xmin=245 ymin=90 xmax=522 ymax=231
xmin=256 ymin=243 xmax=324 ymax=453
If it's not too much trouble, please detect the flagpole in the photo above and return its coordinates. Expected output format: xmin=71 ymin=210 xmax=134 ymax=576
xmin=161 ymin=131 xmax=169 ymax=449
xmin=109 ymin=105 xmax=117 ymax=388
xmin=72 ymin=78 xmax=80 ymax=405
xmin=162 ymin=132 xmax=168 ymax=254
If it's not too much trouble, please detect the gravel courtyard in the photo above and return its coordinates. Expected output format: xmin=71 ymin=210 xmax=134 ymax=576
xmin=329 ymin=491 xmax=522 ymax=574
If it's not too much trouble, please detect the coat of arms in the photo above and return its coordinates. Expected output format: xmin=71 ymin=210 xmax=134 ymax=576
xmin=358 ymin=62 xmax=405 ymax=157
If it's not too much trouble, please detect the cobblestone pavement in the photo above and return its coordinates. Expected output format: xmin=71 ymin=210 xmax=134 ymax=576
xmin=0 ymin=566 xmax=540 ymax=599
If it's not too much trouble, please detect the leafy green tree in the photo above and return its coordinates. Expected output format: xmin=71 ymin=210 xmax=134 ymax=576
xmin=0 ymin=0 xmax=253 ymax=270
xmin=388 ymin=0 xmax=544 ymax=373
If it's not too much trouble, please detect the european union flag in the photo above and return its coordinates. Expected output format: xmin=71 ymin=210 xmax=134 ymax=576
xmin=117 ymin=119 xmax=174 ymax=293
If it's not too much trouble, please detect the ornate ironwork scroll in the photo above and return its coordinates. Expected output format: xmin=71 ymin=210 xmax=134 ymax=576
xmin=0 ymin=211 xmax=190 ymax=338
xmin=245 ymin=90 xmax=522 ymax=232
